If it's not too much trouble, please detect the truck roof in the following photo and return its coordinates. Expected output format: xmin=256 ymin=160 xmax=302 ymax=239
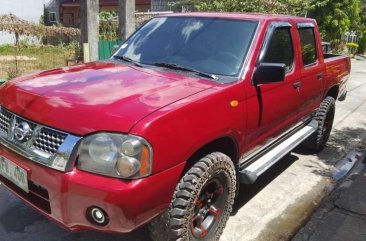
xmin=162 ymin=12 xmax=315 ymax=23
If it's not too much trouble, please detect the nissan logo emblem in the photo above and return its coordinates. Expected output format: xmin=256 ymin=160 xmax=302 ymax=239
xmin=14 ymin=122 xmax=31 ymax=142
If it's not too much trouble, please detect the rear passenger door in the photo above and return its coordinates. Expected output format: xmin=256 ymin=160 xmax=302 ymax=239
xmin=296 ymin=23 xmax=325 ymax=117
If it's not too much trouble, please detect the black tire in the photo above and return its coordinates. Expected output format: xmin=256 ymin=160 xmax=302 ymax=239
xmin=304 ymin=96 xmax=335 ymax=152
xmin=149 ymin=152 xmax=237 ymax=241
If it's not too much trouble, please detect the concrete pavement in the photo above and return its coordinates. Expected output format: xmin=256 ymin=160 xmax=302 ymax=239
xmin=0 ymin=60 xmax=365 ymax=241
xmin=292 ymin=160 xmax=366 ymax=241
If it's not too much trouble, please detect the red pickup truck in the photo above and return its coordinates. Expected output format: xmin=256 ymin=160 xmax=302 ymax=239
xmin=0 ymin=13 xmax=350 ymax=241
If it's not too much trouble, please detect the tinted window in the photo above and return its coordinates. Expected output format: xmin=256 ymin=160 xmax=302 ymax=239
xmin=116 ymin=17 xmax=258 ymax=76
xmin=299 ymin=28 xmax=317 ymax=66
xmin=262 ymin=28 xmax=294 ymax=72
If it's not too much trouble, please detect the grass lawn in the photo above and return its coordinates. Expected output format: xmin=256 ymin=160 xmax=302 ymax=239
xmin=0 ymin=44 xmax=76 ymax=80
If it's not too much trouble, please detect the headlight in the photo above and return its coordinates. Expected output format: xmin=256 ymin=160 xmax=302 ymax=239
xmin=121 ymin=139 xmax=142 ymax=156
xmin=88 ymin=134 xmax=118 ymax=163
xmin=77 ymin=133 xmax=152 ymax=179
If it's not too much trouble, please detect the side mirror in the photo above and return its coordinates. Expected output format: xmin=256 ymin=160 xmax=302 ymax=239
xmin=253 ymin=63 xmax=286 ymax=85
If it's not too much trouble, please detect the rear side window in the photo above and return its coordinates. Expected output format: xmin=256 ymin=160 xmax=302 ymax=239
xmin=298 ymin=28 xmax=317 ymax=66
xmin=262 ymin=28 xmax=294 ymax=72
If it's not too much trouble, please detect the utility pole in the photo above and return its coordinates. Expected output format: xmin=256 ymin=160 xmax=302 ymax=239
xmin=80 ymin=0 xmax=100 ymax=62
xmin=118 ymin=0 xmax=135 ymax=41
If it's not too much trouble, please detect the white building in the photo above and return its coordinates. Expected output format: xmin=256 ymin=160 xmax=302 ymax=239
xmin=0 ymin=0 xmax=47 ymax=44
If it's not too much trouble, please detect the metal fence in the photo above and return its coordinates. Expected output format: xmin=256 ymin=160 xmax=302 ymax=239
xmin=98 ymin=40 xmax=122 ymax=60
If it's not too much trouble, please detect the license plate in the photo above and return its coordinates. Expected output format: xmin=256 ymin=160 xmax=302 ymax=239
xmin=0 ymin=156 xmax=29 ymax=193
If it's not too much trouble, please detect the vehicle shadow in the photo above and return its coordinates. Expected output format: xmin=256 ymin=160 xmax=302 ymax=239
xmin=294 ymin=125 xmax=366 ymax=161
xmin=293 ymin=124 xmax=366 ymax=178
xmin=232 ymin=154 xmax=299 ymax=214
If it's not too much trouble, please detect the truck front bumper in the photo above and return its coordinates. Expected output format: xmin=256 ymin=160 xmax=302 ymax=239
xmin=0 ymin=144 xmax=185 ymax=233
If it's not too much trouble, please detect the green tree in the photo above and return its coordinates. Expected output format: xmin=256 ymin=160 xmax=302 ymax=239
xmin=170 ymin=0 xmax=364 ymax=49
xmin=305 ymin=0 xmax=361 ymax=45
xmin=170 ymin=0 xmax=326 ymax=16
xmin=358 ymin=0 xmax=366 ymax=54
xmin=170 ymin=0 xmax=288 ymax=13
xmin=39 ymin=15 xmax=45 ymax=25
xmin=99 ymin=11 xmax=118 ymax=40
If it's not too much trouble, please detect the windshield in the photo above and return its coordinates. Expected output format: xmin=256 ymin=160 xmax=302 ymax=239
xmin=115 ymin=17 xmax=258 ymax=77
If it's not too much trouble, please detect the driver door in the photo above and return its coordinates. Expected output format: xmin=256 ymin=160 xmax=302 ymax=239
xmin=244 ymin=22 xmax=302 ymax=152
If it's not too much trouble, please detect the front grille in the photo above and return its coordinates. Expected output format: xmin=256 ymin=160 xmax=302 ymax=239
xmin=0 ymin=107 xmax=67 ymax=156
xmin=33 ymin=128 xmax=67 ymax=155
xmin=0 ymin=108 xmax=11 ymax=134
xmin=0 ymin=106 xmax=80 ymax=171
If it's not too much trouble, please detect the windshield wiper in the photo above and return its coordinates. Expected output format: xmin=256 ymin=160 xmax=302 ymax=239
xmin=154 ymin=62 xmax=219 ymax=80
xmin=113 ymin=55 xmax=143 ymax=67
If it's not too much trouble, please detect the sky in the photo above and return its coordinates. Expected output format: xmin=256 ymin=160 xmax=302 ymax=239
xmin=0 ymin=0 xmax=48 ymax=44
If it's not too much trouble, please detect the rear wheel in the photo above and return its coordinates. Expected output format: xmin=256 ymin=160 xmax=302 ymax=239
xmin=304 ymin=96 xmax=335 ymax=152
xmin=149 ymin=152 xmax=236 ymax=241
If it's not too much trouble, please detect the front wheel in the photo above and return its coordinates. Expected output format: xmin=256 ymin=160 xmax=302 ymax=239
xmin=149 ymin=152 xmax=237 ymax=241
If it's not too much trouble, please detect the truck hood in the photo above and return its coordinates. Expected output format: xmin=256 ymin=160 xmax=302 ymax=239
xmin=0 ymin=62 xmax=215 ymax=135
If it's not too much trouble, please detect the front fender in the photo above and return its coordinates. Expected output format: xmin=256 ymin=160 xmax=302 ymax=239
xmin=130 ymin=83 xmax=247 ymax=174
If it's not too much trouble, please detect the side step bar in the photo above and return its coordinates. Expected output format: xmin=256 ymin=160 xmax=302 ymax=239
xmin=239 ymin=120 xmax=318 ymax=184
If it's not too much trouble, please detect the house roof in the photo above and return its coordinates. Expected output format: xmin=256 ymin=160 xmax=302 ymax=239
xmin=61 ymin=0 xmax=151 ymax=8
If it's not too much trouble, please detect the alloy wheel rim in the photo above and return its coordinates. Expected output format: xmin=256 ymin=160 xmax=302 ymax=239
xmin=191 ymin=175 xmax=227 ymax=239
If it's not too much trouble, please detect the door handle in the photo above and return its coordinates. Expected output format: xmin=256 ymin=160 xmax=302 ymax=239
xmin=317 ymin=73 xmax=323 ymax=80
xmin=293 ymin=81 xmax=301 ymax=89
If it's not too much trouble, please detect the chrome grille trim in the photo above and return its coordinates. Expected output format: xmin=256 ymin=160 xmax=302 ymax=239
xmin=0 ymin=108 xmax=12 ymax=135
xmin=33 ymin=128 xmax=67 ymax=155
xmin=0 ymin=106 xmax=81 ymax=172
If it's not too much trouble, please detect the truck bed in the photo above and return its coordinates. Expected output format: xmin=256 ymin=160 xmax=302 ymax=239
xmin=324 ymin=54 xmax=351 ymax=101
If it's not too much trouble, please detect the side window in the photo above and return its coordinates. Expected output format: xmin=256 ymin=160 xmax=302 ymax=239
xmin=298 ymin=28 xmax=317 ymax=66
xmin=262 ymin=28 xmax=294 ymax=72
